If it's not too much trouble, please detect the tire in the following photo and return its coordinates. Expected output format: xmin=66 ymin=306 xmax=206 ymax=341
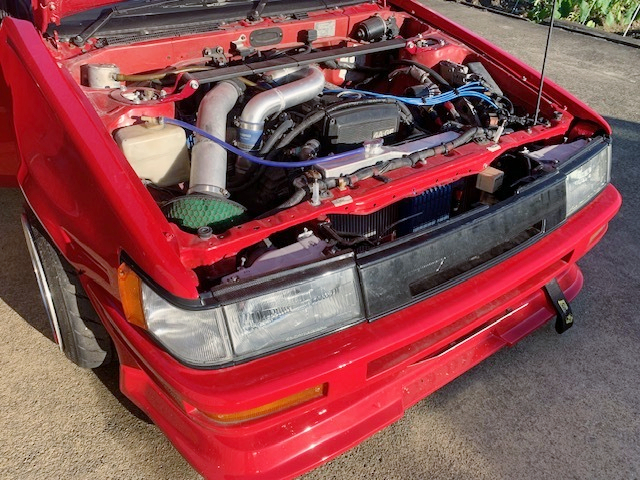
xmin=22 ymin=212 xmax=113 ymax=368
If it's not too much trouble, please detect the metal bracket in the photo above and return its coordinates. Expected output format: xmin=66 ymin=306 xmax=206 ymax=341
xmin=159 ymin=73 xmax=199 ymax=103
xmin=203 ymin=46 xmax=228 ymax=67
xmin=231 ymin=35 xmax=256 ymax=59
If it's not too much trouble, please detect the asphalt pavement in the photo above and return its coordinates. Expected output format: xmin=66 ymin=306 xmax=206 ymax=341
xmin=1 ymin=2 xmax=639 ymax=479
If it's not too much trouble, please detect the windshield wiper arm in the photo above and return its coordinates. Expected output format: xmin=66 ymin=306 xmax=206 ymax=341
xmin=71 ymin=0 xmax=196 ymax=46
xmin=248 ymin=0 xmax=269 ymax=21
xmin=72 ymin=8 xmax=116 ymax=46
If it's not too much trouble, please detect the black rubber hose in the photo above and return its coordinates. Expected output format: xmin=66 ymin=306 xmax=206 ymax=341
xmin=253 ymin=182 xmax=308 ymax=218
xmin=278 ymin=187 xmax=307 ymax=208
xmin=267 ymin=44 xmax=312 ymax=59
xmin=407 ymin=126 xmax=486 ymax=164
xmin=228 ymin=119 xmax=294 ymax=191
xmin=259 ymin=118 xmax=294 ymax=155
xmin=275 ymin=111 xmax=326 ymax=150
xmin=346 ymin=158 xmax=411 ymax=185
xmin=495 ymin=94 xmax=515 ymax=114
xmin=320 ymin=223 xmax=376 ymax=247
xmin=391 ymin=60 xmax=451 ymax=89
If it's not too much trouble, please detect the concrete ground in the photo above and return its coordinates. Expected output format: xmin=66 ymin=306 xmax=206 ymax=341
xmin=1 ymin=2 xmax=638 ymax=479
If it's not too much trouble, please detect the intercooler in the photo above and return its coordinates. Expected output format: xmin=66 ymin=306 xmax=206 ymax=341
xmin=397 ymin=185 xmax=452 ymax=235
xmin=328 ymin=185 xmax=453 ymax=243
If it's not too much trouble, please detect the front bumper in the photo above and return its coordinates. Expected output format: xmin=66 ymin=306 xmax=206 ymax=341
xmin=87 ymin=184 xmax=620 ymax=480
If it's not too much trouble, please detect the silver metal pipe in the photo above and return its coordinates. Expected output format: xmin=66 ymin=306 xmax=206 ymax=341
xmin=237 ymin=65 xmax=325 ymax=151
xmin=189 ymin=80 xmax=243 ymax=196
xmin=265 ymin=65 xmax=306 ymax=82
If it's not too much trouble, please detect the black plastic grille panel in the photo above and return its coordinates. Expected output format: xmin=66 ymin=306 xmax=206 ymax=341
xmin=357 ymin=177 xmax=566 ymax=319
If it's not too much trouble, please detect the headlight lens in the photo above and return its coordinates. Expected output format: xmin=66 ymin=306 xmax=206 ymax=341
xmin=224 ymin=268 xmax=362 ymax=357
xmin=141 ymin=283 xmax=233 ymax=366
xmin=121 ymin=258 xmax=364 ymax=367
xmin=565 ymin=142 xmax=611 ymax=217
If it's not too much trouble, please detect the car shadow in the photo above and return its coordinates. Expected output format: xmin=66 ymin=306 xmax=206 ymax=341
xmin=0 ymin=188 xmax=150 ymax=423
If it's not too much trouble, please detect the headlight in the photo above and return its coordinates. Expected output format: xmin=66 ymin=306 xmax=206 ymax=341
xmin=118 ymin=256 xmax=364 ymax=367
xmin=564 ymin=141 xmax=611 ymax=217
xmin=140 ymin=283 xmax=233 ymax=366
xmin=222 ymin=268 xmax=363 ymax=357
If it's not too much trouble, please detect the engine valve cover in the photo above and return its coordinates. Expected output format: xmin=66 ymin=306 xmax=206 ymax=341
xmin=323 ymin=103 xmax=400 ymax=149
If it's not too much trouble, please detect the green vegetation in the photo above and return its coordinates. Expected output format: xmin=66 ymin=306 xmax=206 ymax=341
xmin=528 ymin=0 xmax=639 ymax=28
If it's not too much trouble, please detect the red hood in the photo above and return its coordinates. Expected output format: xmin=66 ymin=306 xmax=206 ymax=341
xmin=33 ymin=0 xmax=117 ymax=31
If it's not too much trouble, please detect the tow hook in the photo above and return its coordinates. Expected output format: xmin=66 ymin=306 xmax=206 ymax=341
xmin=544 ymin=279 xmax=574 ymax=334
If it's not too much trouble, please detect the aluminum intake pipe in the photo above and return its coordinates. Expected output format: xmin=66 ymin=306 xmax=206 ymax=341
xmin=189 ymin=80 xmax=244 ymax=196
xmin=236 ymin=65 xmax=326 ymax=151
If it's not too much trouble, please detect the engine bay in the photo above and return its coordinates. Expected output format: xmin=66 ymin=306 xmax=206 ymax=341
xmin=58 ymin=2 xmax=605 ymax=289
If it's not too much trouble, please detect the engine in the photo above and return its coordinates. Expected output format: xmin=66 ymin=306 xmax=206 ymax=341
xmin=76 ymin=8 xmax=580 ymax=286
xmin=122 ymin=53 xmax=519 ymax=224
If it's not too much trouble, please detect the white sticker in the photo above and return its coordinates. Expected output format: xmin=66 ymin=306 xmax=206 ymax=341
xmin=332 ymin=195 xmax=354 ymax=207
xmin=315 ymin=20 xmax=336 ymax=38
xmin=373 ymin=128 xmax=396 ymax=138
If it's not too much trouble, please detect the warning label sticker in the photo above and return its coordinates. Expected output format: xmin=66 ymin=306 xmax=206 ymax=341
xmin=315 ymin=20 xmax=336 ymax=38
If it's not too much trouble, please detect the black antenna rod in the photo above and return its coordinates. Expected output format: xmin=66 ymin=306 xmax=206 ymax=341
xmin=533 ymin=0 xmax=559 ymax=125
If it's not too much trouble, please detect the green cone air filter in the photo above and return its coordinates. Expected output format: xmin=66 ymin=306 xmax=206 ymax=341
xmin=164 ymin=195 xmax=247 ymax=234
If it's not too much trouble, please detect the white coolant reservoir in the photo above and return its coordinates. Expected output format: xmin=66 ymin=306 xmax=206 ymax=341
xmin=114 ymin=123 xmax=190 ymax=187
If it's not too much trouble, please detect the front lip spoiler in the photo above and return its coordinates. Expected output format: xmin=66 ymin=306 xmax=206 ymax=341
xmin=112 ymin=263 xmax=587 ymax=480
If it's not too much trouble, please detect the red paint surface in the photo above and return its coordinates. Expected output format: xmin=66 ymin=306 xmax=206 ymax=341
xmin=0 ymin=0 xmax=623 ymax=477
xmin=89 ymin=185 xmax=620 ymax=479
xmin=0 ymin=17 xmax=199 ymax=298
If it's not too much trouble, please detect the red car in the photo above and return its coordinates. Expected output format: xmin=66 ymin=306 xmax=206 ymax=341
xmin=0 ymin=0 xmax=621 ymax=478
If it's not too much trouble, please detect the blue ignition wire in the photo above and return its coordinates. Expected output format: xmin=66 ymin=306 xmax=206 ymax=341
xmin=325 ymin=82 xmax=498 ymax=108
xmin=164 ymin=81 xmax=494 ymax=168
xmin=162 ymin=117 xmax=364 ymax=168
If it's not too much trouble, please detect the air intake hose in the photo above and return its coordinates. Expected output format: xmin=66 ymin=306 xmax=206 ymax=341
xmin=236 ymin=65 xmax=326 ymax=151
xmin=189 ymin=80 xmax=244 ymax=196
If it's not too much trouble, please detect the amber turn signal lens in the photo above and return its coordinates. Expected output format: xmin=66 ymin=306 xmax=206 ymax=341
xmin=118 ymin=263 xmax=147 ymax=329
xmin=203 ymin=383 xmax=327 ymax=425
